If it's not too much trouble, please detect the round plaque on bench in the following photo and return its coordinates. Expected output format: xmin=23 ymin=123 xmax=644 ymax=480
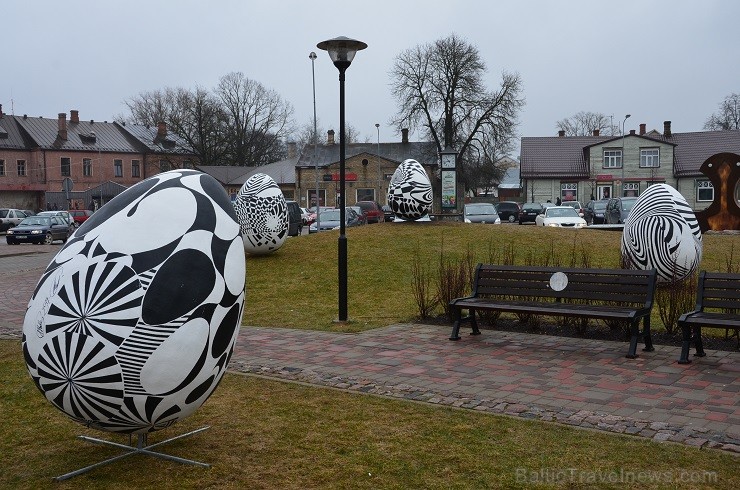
xmin=549 ymin=271 xmax=568 ymax=291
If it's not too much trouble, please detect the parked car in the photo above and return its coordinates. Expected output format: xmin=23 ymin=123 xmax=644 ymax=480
xmin=495 ymin=201 xmax=521 ymax=223
xmin=0 ymin=208 xmax=31 ymax=231
xmin=355 ymin=201 xmax=385 ymax=223
xmin=300 ymin=207 xmax=311 ymax=225
xmin=349 ymin=206 xmax=368 ymax=225
xmin=560 ymin=200 xmax=584 ymax=218
xmin=583 ymin=199 xmax=609 ymax=225
xmin=308 ymin=208 xmax=362 ymax=233
xmin=605 ymin=197 xmax=639 ymax=224
xmin=285 ymin=200 xmax=303 ymax=236
xmin=463 ymin=203 xmax=501 ymax=224
xmin=37 ymin=210 xmax=75 ymax=233
xmin=306 ymin=206 xmax=333 ymax=225
xmin=6 ymin=216 xmax=70 ymax=244
xmin=381 ymin=205 xmax=395 ymax=223
xmin=69 ymin=209 xmax=93 ymax=227
xmin=534 ymin=206 xmax=587 ymax=228
xmin=518 ymin=202 xmax=543 ymax=224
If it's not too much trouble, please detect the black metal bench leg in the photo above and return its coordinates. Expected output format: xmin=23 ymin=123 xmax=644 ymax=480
xmin=470 ymin=309 xmax=481 ymax=335
xmin=642 ymin=316 xmax=654 ymax=352
xmin=626 ymin=320 xmax=639 ymax=359
xmin=693 ymin=326 xmax=706 ymax=357
xmin=449 ymin=307 xmax=462 ymax=341
xmin=678 ymin=324 xmax=692 ymax=364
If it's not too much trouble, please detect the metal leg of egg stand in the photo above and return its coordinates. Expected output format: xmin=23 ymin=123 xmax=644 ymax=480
xmin=53 ymin=426 xmax=211 ymax=481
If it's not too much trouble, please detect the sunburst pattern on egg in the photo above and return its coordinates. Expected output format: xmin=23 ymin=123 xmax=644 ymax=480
xmin=233 ymin=173 xmax=289 ymax=255
xmin=387 ymin=159 xmax=433 ymax=221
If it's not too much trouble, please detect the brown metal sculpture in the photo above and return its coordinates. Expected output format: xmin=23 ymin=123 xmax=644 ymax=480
xmin=694 ymin=152 xmax=740 ymax=232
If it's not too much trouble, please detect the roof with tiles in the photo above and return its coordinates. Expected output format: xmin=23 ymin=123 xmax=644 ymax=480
xmin=195 ymin=166 xmax=252 ymax=185
xmin=0 ymin=115 xmax=35 ymax=150
xmin=296 ymin=141 xmax=438 ymax=168
xmin=118 ymin=122 xmax=195 ymax=155
xmin=225 ymin=157 xmax=299 ymax=186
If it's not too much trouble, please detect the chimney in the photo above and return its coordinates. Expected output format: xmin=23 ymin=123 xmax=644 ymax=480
xmin=629 ymin=129 xmax=636 ymax=135
xmin=70 ymin=109 xmax=79 ymax=123
xmin=157 ymin=121 xmax=167 ymax=138
xmin=287 ymin=141 xmax=297 ymax=158
xmin=592 ymin=129 xmax=600 ymax=136
xmin=327 ymin=129 xmax=335 ymax=145
xmin=663 ymin=120 xmax=672 ymax=137
xmin=401 ymin=128 xmax=409 ymax=143
xmin=639 ymin=123 xmax=646 ymax=135
xmin=57 ymin=113 xmax=68 ymax=140
xmin=0 ymin=104 xmax=3 ymax=119
xmin=558 ymin=130 xmax=565 ymax=137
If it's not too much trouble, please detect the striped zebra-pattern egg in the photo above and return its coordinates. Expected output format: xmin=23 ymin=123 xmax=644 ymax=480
xmin=22 ymin=170 xmax=246 ymax=434
xmin=621 ymin=183 xmax=702 ymax=281
xmin=387 ymin=159 xmax=433 ymax=221
xmin=233 ymin=173 xmax=289 ymax=255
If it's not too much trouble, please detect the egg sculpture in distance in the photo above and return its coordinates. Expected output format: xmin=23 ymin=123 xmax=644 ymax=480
xmin=387 ymin=159 xmax=433 ymax=221
xmin=22 ymin=169 xmax=246 ymax=434
xmin=233 ymin=173 xmax=289 ymax=255
xmin=621 ymin=183 xmax=702 ymax=282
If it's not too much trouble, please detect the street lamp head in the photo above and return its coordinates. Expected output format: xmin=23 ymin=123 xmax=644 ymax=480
xmin=375 ymin=123 xmax=379 ymax=128
xmin=309 ymin=51 xmax=317 ymax=61
xmin=317 ymin=36 xmax=367 ymax=71
xmin=625 ymin=114 xmax=631 ymax=119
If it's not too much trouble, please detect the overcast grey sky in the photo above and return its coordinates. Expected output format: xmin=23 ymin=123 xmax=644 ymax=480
xmin=3 ymin=0 xmax=738 ymax=154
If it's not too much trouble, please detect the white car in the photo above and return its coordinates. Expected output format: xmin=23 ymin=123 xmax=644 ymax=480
xmin=534 ymin=206 xmax=587 ymax=228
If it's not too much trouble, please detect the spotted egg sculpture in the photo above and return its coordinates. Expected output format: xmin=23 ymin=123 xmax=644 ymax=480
xmin=387 ymin=159 xmax=433 ymax=221
xmin=22 ymin=170 xmax=246 ymax=434
xmin=233 ymin=173 xmax=289 ymax=255
xmin=621 ymin=183 xmax=702 ymax=282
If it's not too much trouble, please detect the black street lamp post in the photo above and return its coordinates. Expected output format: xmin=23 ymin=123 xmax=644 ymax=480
xmin=317 ymin=36 xmax=367 ymax=322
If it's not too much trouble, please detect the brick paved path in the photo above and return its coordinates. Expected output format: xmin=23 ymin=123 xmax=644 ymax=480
xmin=1 ymin=243 xmax=738 ymax=453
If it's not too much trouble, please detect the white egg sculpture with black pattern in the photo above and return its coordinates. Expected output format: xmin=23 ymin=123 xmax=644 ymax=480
xmin=621 ymin=183 xmax=702 ymax=282
xmin=233 ymin=173 xmax=289 ymax=255
xmin=22 ymin=169 xmax=246 ymax=434
xmin=387 ymin=159 xmax=433 ymax=221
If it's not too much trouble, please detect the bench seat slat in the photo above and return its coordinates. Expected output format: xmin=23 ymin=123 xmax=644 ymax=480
xmin=680 ymin=311 xmax=740 ymax=328
xmin=452 ymin=298 xmax=647 ymax=320
xmin=474 ymin=289 xmax=648 ymax=304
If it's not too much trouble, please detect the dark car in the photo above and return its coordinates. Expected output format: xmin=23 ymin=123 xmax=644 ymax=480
xmin=308 ymin=208 xmax=362 ymax=233
xmin=6 ymin=216 xmax=70 ymax=245
xmin=355 ymin=201 xmax=385 ymax=224
xmin=605 ymin=197 xmax=639 ymax=224
xmin=381 ymin=204 xmax=395 ymax=223
xmin=69 ymin=209 xmax=93 ymax=227
xmin=518 ymin=202 xmax=543 ymax=224
xmin=463 ymin=203 xmax=501 ymax=224
xmin=495 ymin=201 xmax=521 ymax=223
xmin=583 ymin=199 xmax=609 ymax=225
xmin=286 ymin=200 xmax=303 ymax=236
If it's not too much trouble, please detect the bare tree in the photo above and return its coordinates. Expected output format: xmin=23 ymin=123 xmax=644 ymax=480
xmin=389 ymin=33 xmax=524 ymax=193
xmin=704 ymin=93 xmax=740 ymax=130
xmin=216 ymin=72 xmax=295 ymax=166
xmin=556 ymin=111 xmax=617 ymax=136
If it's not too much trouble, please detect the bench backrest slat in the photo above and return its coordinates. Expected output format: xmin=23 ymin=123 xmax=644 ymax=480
xmin=694 ymin=271 xmax=740 ymax=313
xmin=471 ymin=264 xmax=656 ymax=307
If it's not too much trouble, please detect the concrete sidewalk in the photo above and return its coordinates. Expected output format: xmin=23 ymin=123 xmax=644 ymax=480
xmin=1 ymin=244 xmax=738 ymax=454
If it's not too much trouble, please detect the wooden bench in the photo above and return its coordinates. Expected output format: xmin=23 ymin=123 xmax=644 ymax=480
xmin=449 ymin=264 xmax=658 ymax=359
xmin=678 ymin=271 xmax=740 ymax=364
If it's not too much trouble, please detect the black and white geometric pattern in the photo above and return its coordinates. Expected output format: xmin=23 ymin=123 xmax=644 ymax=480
xmin=621 ymin=183 xmax=703 ymax=282
xmin=23 ymin=170 xmax=246 ymax=434
xmin=233 ymin=173 xmax=289 ymax=255
xmin=387 ymin=159 xmax=433 ymax=221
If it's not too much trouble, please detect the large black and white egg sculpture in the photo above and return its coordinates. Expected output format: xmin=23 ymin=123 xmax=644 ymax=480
xmin=621 ymin=183 xmax=702 ymax=281
xmin=387 ymin=159 xmax=433 ymax=221
xmin=22 ymin=170 xmax=246 ymax=434
xmin=233 ymin=173 xmax=288 ymax=255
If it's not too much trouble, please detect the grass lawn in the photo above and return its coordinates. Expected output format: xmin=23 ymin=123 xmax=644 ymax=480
xmin=1 ymin=340 xmax=738 ymax=489
xmin=243 ymin=222 xmax=739 ymax=332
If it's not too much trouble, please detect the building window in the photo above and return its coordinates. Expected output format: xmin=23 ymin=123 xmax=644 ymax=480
xmin=308 ymin=189 xmax=326 ymax=207
xmin=83 ymin=158 xmax=92 ymax=177
xmin=623 ymin=182 xmax=639 ymax=197
xmin=283 ymin=190 xmax=294 ymax=200
xmin=114 ymin=159 xmax=123 ymax=177
xmin=356 ymin=188 xmax=375 ymax=202
xmin=603 ymin=149 xmax=622 ymax=168
xmin=132 ymin=160 xmax=140 ymax=178
xmin=0 ymin=160 xmax=5 ymax=176
xmin=183 ymin=159 xmax=193 ymax=169
xmin=61 ymin=157 xmax=71 ymax=177
xmin=17 ymin=160 xmax=26 ymax=176
xmin=640 ymin=148 xmax=660 ymax=168
xmin=160 ymin=160 xmax=170 ymax=172
xmin=560 ymin=182 xmax=577 ymax=201
xmin=697 ymin=180 xmax=714 ymax=202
